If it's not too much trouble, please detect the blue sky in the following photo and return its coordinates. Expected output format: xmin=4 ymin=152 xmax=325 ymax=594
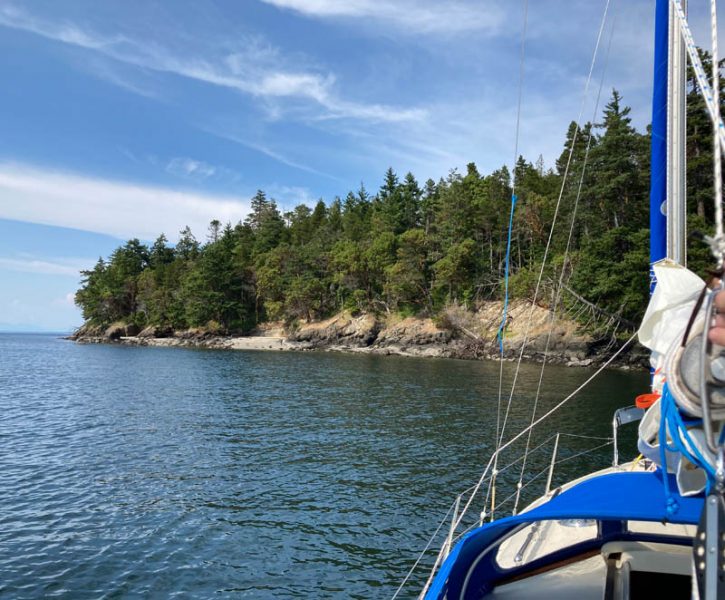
xmin=0 ymin=0 xmax=720 ymax=331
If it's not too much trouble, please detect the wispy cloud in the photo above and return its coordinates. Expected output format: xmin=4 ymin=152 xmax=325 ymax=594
xmin=202 ymin=127 xmax=341 ymax=181
xmin=0 ymin=4 xmax=423 ymax=123
xmin=259 ymin=0 xmax=504 ymax=35
xmin=80 ymin=56 xmax=161 ymax=99
xmin=267 ymin=184 xmax=317 ymax=209
xmin=0 ymin=162 xmax=252 ymax=241
xmin=165 ymin=157 xmax=217 ymax=180
xmin=0 ymin=4 xmax=128 ymax=49
xmin=0 ymin=257 xmax=88 ymax=277
xmin=164 ymin=156 xmax=245 ymax=185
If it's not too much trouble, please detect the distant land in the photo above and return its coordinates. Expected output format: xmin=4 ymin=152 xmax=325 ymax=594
xmin=0 ymin=324 xmax=75 ymax=334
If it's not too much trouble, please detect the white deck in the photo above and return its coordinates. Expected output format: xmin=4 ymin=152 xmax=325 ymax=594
xmin=483 ymin=462 xmax=695 ymax=599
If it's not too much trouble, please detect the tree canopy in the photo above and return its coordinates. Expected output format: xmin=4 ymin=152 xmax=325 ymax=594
xmin=76 ymin=86 xmax=723 ymax=334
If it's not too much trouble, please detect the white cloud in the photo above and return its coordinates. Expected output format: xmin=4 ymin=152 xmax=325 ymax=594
xmin=257 ymin=72 xmax=332 ymax=103
xmin=0 ymin=162 xmax=251 ymax=241
xmin=259 ymin=0 xmax=503 ymax=35
xmin=81 ymin=56 xmax=161 ymax=99
xmin=165 ymin=157 xmax=217 ymax=180
xmin=267 ymin=184 xmax=317 ymax=209
xmin=50 ymin=292 xmax=78 ymax=306
xmin=0 ymin=257 xmax=89 ymax=277
xmin=0 ymin=4 xmax=128 ymax=49
xmin=0 ymin=4 xmax=423 ymax=123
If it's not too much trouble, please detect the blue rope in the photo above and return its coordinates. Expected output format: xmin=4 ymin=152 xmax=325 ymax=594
xmin=661 ymin=384 xmax=715 ymax=479
xmin=658 ymin=383 xmax=718 ymax=518
xmin=658 ymin=392 xmax=679 ymax=518
xmin=498 ymin=194 xmax=518 ymax=353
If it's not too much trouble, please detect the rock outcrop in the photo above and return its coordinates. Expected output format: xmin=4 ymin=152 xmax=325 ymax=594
xmin=288 ymin=313 xmax=380 ymax=349
xmin=138 ymin=325 xmax=172 ymax=339
xmin=69 ymin=302 xmax=647 ymax=369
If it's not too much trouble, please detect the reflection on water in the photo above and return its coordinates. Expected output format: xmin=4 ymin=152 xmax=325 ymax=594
xmin=0 ymin=333 xmax=647 ymax=598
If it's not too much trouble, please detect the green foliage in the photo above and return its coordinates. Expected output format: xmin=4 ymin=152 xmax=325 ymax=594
xmin=508 ymin=266 xmax=540 ymax=301
xmin=385 ymin=229 xmax=431 ymax=312
xmin=75 ymin=86 xmax=723 ymax=334
xmin=433 ymin=238 xmax=477 ymax=304
xmin=569 ymin=228 xmax=649 ymax=324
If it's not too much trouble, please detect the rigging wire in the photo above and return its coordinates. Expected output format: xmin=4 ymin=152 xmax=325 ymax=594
xmin=395 ymin=431 xmax=619 ymax=596
xmin=710 ymin=0 xmax=723 ymax=253
xmin=670 ymin=0 xmax=725 ymax=260
xmin=451 ymin=436 xmax=614 ymax=545
xmin=451 ymin=331 xmax=637 ymax=535
xmin=401 ymin=3 xmax=725 ymax=595
xmin=512 ymin=3 xmax=618 ymax=515
xmin=490 ymin=0 xmax=613 ymax=517
xmin=490 ymin=0 xmax=529 ymax=523
xmin=496 ymin=440 xmax=615 ymax=511
xmin=672 ymin=0 xmax=725 ymax=156
xmin=389 ymin=500 xmax=456 ymax=599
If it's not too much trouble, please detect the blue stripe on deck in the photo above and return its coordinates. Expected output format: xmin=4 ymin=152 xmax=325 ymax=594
xmin=425 ymin=471 xmax=701 ymax=599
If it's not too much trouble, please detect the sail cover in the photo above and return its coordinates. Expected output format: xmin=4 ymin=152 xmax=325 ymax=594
xmin=639 ymin=259 xmax=705 ymax=388
xmin=637 ymin=259 xmax=709 ymax=496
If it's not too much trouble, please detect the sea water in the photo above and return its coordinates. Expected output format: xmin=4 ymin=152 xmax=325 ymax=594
xmin=0 ymin=333 xmax=647 ymax=598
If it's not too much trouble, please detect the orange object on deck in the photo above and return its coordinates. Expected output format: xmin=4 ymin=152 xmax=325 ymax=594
xmin=635 ymin=393 xmax=660 ymax=409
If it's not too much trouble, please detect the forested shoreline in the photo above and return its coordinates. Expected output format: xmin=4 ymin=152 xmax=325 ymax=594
xmin=75 ymin=67 xmax=722 ymax=342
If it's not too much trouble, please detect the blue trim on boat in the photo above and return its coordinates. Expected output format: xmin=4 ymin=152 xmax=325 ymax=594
xmin=424 ymin=471 xmax=702 ymax=599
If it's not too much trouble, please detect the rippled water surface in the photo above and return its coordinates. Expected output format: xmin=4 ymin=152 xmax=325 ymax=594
xmin=0 ymin=334 xmax=648 ymax=598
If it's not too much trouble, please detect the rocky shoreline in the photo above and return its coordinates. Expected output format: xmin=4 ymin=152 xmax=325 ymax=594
xmin=69 ymin=301 xmax=648 ymax=370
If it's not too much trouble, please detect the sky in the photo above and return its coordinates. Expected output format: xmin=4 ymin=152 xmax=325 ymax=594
xmin=0 ymin=0 xmax=721 ymax=331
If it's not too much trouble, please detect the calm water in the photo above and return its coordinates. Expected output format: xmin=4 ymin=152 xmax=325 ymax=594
xmin=0 ymin=333 xmax=648 ymax=598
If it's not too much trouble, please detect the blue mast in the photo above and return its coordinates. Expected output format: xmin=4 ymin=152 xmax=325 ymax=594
xmin=650 ymin=0 xmax=669 ymax=290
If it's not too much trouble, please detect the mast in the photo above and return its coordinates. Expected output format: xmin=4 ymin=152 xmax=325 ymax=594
xmin=650 ymin=0 xmax=669 ymax=283
xmin=667 ymin=0 xmax=687 ymax=265
xmin=650 ymin=0 xmax=688 ymax=283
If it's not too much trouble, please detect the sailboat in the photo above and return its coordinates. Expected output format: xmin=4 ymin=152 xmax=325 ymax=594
xmin=392 ymin=1 xmax=725 ymax=598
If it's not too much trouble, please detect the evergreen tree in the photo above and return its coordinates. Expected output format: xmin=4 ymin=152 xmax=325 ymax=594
xmin=75 ymin=84 xmax=721 ymax=335
xmin=246 ymin=190 xmax=269 ymax=230
xmin=400 ymin=172 xmax=422 ymax=231
xmin=176 ymin=226 xmax=200 ymax=261
xmin=75 ymin=258 xmax=110 ymax=324
xmin=374 ymin=167 xmax=406 ymax=234
xmin=587 ymin=90 xmax=648 ymax=232
xmin=149 ymin=234 xmax=174 ymax=268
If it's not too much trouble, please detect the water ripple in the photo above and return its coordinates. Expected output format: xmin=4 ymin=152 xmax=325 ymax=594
xmin=0 ymin=334 xmax=647 ymax=598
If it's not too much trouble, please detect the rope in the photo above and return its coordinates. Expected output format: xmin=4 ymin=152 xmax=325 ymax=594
xmin=659 ymin=387 xmax=680 ymax=517
xmin=450 ymin=332 xmax=637 ymax=535
xmin=658 ymin=383 xmax=719 ymax=520
xmin=558 ymin=432 xmax=614 ymax=441
xmin=494 ymin=0 xmax=613 ymax=467
xmin=508 ymin=0 xmax=614 ymax=514
xmin=497 ymin=195 xmax=518 ymax=354
xmin=390 ymin=500 xmax=456 ymax=599
xmin=511 ymin=0 xmax=528 ymax=189
xmin=419 ymin=540 xmax=451 ymax=599
xmin=400 ymin=330 xmax=632 ymax=597
xmin=500 ymin=440 xmax=613 ymax=515
xmin=553 ymin=440 xmax=614 ymax=466
xmin=661 ymin=383 xmax=716 ymax=478
xmin=490 ymin=0 xmax=529 ymax=523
